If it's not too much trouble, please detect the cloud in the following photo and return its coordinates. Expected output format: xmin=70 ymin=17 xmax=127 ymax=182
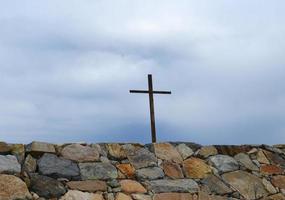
xmin=0 ymin=0 xmax=284 ymax=144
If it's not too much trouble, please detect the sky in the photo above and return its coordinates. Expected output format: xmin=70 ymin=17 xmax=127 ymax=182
xmin=0 ymin=1 xmax=285 ymax=144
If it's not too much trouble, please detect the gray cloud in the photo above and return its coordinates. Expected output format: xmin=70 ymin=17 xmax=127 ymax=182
xmin=0 ymin=1 xmax=285 ymax=144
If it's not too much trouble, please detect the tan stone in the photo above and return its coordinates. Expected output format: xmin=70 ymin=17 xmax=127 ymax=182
xmin=257 ymin=150 xmax=270 ymax=164
xmin=26 ymin=141 xmax=56 ymax=156
xmin=262 ymin=193 xmax=285 ymax=200
xmin=0 ymin=142 xmax=11 ymax=153
xmin=198 ymin=192 xmax=231 ymax=200
xmin=116 ymin=193 xmax=132 ymax=200
xmin=10 ymin=144 xmax=25 ymax=163
xmin=60 ymin=190 xmax=103 ymax=200
xmin=0 ymin=174 xmax=32 ymax=200
xmin=183 ymin=157 xmax=212 ymax=179
xmin=131 ymin=194 xmax=152 ymax=200
xmin=116 ymin=163 xmax=136 ymax=178
xmin=66 ymin=180 xmax=107 ymax=192
xmin=61 ymin=144 xmax=100 ymax=162
xmin=260 ymin=165 xmax=284 ymax=175
xmin=198 ymin=146 xmax=218 ymax=158
xmin=154 ymin=143 xmax=183 ymax=163
xmin=107 ymin=144 xmax=127 ymax=159
xmin=161 ymin=161 xmax=184 ymax=179
xmin=262 ymin=178 xmax=277 ymax=194
xmin=272 ymin=175 xmax=285 ymax=189
xmin=153 ymin=193 xmax=193 ymax=200
xmin=120 ymin=180 xmax=147 ymax=193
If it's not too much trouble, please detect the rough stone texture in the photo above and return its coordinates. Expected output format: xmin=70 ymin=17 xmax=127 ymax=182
xmin=30 ymin=174 xmax=66 ymax=198
xmin=260 ymin=164 xmax=284 ymax=175
xmin=132 ymin=194 xmax=152 ymax=200
xmin=209 ymin=155 xmax=239 ymax=173
xmin=0 ymin=174 xmax=32 ymax=200
xmin=234 ymin=153 xmax=259 ymax=171
xmin=201 ymin=175 xmax=232 ymax=195
xmin=147 ymin=179 xmax=199 ymax=193
xmin=264 ymin=150 xmax=285 ymax=167
xmin=272 ymin=175 xmax=285 ymax=189
xmin=23 ymin=154 xmax=37 ymax=173
xmin=26 ymin=141 xmax=56 ymax=156
xmin=222 ymin=171 xmax=268 ymax=199
xmin=10 ymin=144 xmax=25 ymax=164
xmin=153 ymin=143 xmax=183 ymax=163
xmin=120 ymin=180 xmax=147 ymax=193
xmin=61 ymin=144 xmax=100 ymax=162
xmin=214 ymin=145 xmax=252 ymax=156
xmin=0 ymin=155 xmax=21 ymax=174
xmin=176 ymin=143 xmax=194 ymax=160
xmin=0 ymin=142 xmax=11 ymax=153
xmin=116 ymin=193 xmax=132 ymax=200
xmin=66 ymin=180 xmax=107 ymax=192
xmin=128 ymin=148 xmax=157 ymax=169
xmin=153 ymin=193 xmax=193 ymax=200
xmin=197 ymin=146 xmax=218 ymax=158
xmin=136 ymin=167 xmax=164 ymax=180
xmin=107 ymin=144 xmax=127 ymax=160
xmin=60 ymin=190 xmax=104 ymax=200
xmin=38 ymin=153 xmax=80 ymax=179
xmin=116 ymin=163 xmax=136 ymax=178
xmin=257 ymin=150 xmax=271 ymax=164
xmin=161 ymin=161 xmax=184 ymax=179
xmin=79 ymin=162 xmax=118 ymax=180
xmin=183 ymin=157 xmax=212 ymax=179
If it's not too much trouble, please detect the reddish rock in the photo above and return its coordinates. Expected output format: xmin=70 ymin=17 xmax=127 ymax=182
xmin=272 ymin=176 xmax=285 ymax=189
xmin=214 ymin=145 xmax=252 ymax=156
xmin=153 ymin=193 xmax=193 ymax=200
xmin=66 ymin=180 xmax=107 ymax=192
xmin=154 ymin=143 xmax=183 ymax=163
xmin=260 ymin=165 xmax=284 ymax=175
xmin=120 ymin=180 xmax=147 ymax=194
xmin=116 ymin=163 xmax=136 ymax=178
xmin=183 ymin=157 xmax=212 ymax=179
xmin=161 ymin=161 xmax=184 ymax=179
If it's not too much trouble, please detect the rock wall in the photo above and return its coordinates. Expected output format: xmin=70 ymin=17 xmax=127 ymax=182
xmin=1 ymin=142 xmax=285 ymax=200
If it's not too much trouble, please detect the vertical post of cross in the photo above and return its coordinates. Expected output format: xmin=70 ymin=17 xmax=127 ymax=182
xmin=148 ymin=74 xmax=156 ymax=143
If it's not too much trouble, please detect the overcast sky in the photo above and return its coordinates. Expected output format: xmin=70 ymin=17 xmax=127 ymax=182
xmin=0 ymin=1 xmax=285 ymax=144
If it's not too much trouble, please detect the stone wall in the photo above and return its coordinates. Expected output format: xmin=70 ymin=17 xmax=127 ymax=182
xmin=1 ymin=142 xmax=285 ymax=200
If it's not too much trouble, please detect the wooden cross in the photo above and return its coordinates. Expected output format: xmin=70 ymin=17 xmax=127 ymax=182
xmin=130 ymin=74 xmax=171 ymax=143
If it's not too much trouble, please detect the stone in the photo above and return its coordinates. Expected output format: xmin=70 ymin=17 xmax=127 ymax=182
xmin=257 ymin=150 xmax=270 ymax=164
xmin=198 ymin=146 xmax=218 ymax=158
xmin=26 ymin=141 xmax=56 ymax=156
xmin=147 ymin=179 xmax=199 ymax=193
xmin=264 ymin=150 xmax=285 ymax=167
xmin=214 ymin=145 xmax=252 ymax=156
xmin=0 ymin=142 xmax=11 ymax=154
xmin=23 ymin=154 xmax=37 ymax=173
xmin=38 ymin=153 xmax=80 ymax=179
xmin=0 ymin=155 xmax=21 ymax=174
xmin=10 ymin=144 xmax=25 ymax=163
xmin=61 ymin=144 xmax=100 ymax=162
xmin=60 ymin=190 xmax=104 ymax=200
xmin=222 ymin=170 xmax=268 ymax=199
xmin=128 ymin=148 xmax=157 ymax=169
xmin=116 ymin=193 xmax=132 ymax=200
xmin=131 ymin=194 xmax=152 ymax=200
xmin=30 ymin=174 xmax=66 ymax=199
xmin=153 ymin=143 xmax=183 ymax=163
xmin=260 ymin=165 xmax=284 ymax=175
xmin=183 ymin=157 xmax=212 ymax=179
xmin=262 ymin=193 xmax=285 ymax=200
xmin=209 ymin=155 xmax=239 ymax=173
xmin=201 ymin=175 xmax=232 ymax=195
xmin=234 ymin=153 xmax=259 ymax=171
xmin=66 ymin=180 xmax=107 ymax=192
xmin=262 ymin=178 xmax=277 ymax=194
xmin=272 ymin=176 xmax=285 ymax=189
xmin=0 ymin=174 xmax=32 ymax=200
xmin=79 ymin=162 xmax=118 ymax=180
xmin=153 ymin=193 xmax=193 ymax=200
xmin=116 ymin=163 xmax=136 ymax=178
xmin=120 ymin=180 xmax=147 ymax=193
xmin=107 ymin=144 xmax=127 ymax=160
xmin=176 ymin=144 xmax=194 ymax=160
xmin=161 ymin=161 xmax=184 ymax=179
xmin=136 ymin=167 xmax=164 ymax=180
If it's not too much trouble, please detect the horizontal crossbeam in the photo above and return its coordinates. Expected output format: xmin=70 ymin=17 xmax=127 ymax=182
xmin=129 ymin=90 xmax=171 ymax=94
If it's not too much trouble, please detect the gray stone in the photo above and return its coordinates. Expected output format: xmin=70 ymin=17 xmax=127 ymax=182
xmin=26 ymin=141 xmax=56 ymax=156
xmin=30 ymin=174 xmax=66 ymax=199
xmin=201 ymin=175 xmax=232 ymax=195
xmin=23 ymin=154 xmax=37 ymax=173
xmin=38 ymin=153 xmax=80 ymax=179
xmin=128 ymin=148 xmax=157 ymax=169
xmin=234 ymin=153 xmax=259 ymax=171
xmin=147 ymin=179 xmax=199 ymax=193
xmin=136 ymin=167 xmax=164 ymax=180
xmin=0 ymin=155 xmax=21 ymax=174
xmin=79 ymin=162 xmax=118 ymax=180
xmin=209 ymin=155 xmax=239 ymax=173
xmin=176 ymin=143 xmax=194 ymax=160
xmin=61 ymin=144 xmax=100 ymax=162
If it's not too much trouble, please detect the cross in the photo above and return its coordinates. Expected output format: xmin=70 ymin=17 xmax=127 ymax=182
xmin=130 ymin=74 xmax=171 ymax=143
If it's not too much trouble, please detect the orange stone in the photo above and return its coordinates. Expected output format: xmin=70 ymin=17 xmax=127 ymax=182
xmin=153 ymin=193 xmax=193 ymax=200
xmin=116 ymin=164 xmax=136 ymax=178
xmin=260 ymin=165 xmax=284 ymax=175
xmin=120 ymin=180 xmax=147 ymax=194
xmin=161 ymin=161 xmax=184 ymax=179
xmin=183 ymin=157 xmax=212 ymax=179
xmin=154 ymin=143 xmax=183 ymax=163
xmin=272 ymin=176 xmax=285 ymax=189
